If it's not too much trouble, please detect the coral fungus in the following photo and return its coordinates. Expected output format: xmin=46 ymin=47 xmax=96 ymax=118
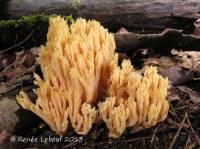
xmin=98 ymin=60 xmax=169 ymax=138
xmin=17 ymin=16 xmax=169 ymax=138
xmin=17 ymin=16 xmax=117 ymax=135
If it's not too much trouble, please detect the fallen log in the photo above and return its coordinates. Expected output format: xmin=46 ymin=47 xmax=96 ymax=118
xmin=1 ymin=16 xmax=200 ymax=54
xmin=1 ymin=0 xmax=200 ymax=32
xmin=115 ymin=29 xmax=200 ymax=55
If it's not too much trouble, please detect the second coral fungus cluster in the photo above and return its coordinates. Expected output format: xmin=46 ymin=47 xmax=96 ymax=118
xmin=17 ymin=16 xmax=169 ymax=138
xmin=98 ymin=61 xmax=169 ymax=137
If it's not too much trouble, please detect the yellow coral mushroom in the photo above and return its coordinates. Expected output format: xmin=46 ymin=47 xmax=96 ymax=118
xmin=17 ymin=16 xmax=169 ymax=138
xmin=98 ymin=60 xmax=169 ymax=138
xmin=17 ymin=16 xmax=117 ymax=135
xmin=17 ymin=74 xmax=69 ymax=135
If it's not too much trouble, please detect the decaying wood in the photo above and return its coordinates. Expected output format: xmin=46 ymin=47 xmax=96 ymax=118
xmin=114 ymin=29 xmax=200 ymax=55
xmin=1 ymin=28 xmax=200 ymax=54
xmin=2 ymin=0 xmax=200 ymax=32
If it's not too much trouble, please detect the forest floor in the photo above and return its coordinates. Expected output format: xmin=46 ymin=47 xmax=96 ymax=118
xmin=0 ymin=21 xmax=200 ymax=149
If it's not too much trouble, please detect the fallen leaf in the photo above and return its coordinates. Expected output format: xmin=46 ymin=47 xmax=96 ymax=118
xmin=116 ymin=28 xmax=129 ymax=34
xmin=177 ymin=86 xmax=200 ymax=104
xmin=143 ymin=56 xmax=176 ymax=72
xmin=0 ymin=74 xmax=33 ymax=94
xmin=167 ymin=118 xmax=189 ymax=129
xmin=171 ymin=49 xmax=200 ymax=72
xmin=160 ymin=66 xmax=194 ymax=85
xmin=143 ymin=56 xmax=194 ymax=85
xmin=0 ymin=130 xmax=11 ymax=144
xmin=168 ymin=87 xmax=181 ymax=101
xmin=194 ymin=18 xmax=200 ymax=36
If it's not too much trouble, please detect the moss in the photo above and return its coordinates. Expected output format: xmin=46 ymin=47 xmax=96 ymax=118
xmin=65 ymin=15 xmax=74 ymax=23
xmin=16 ymin=0 xmax=24 ymax=6
xmin=72 ymin=0 xmax=80 ymax=9
xmin=0 ymin=14 xmax=73 ymax=53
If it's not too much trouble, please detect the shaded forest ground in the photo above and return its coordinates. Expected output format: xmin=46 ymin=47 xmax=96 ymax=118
xmin=0 ymin=15 xmax=199 ymax=149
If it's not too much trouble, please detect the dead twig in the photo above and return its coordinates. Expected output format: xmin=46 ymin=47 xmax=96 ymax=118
xmin=186 ymin=116 xmax=200 ymax=146
xmin=0 ymin=32 xmax=33 ymax=54
xmin=151 ymin=126 xmax=158 ymax=144
xmin=168 ymin=112 xmax=188 ymax=149
xmin=62 ymin=140 xmax=82 ymax=148
xmin=0 ymin=66 xmax=35 ymax=78
xmin=169 ymin=101 xmax=182 ymax=123
xmin=174 ymin=103 xmax=200 ymax=111
xmin=118 ymin=136 xmax=152 ymax=143
xmin=183 ymin=135 xmax=191 ymax=149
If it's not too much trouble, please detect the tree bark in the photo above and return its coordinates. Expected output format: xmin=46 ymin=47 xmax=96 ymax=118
xmin=1 ymin=0 xmax=200 ymax=32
